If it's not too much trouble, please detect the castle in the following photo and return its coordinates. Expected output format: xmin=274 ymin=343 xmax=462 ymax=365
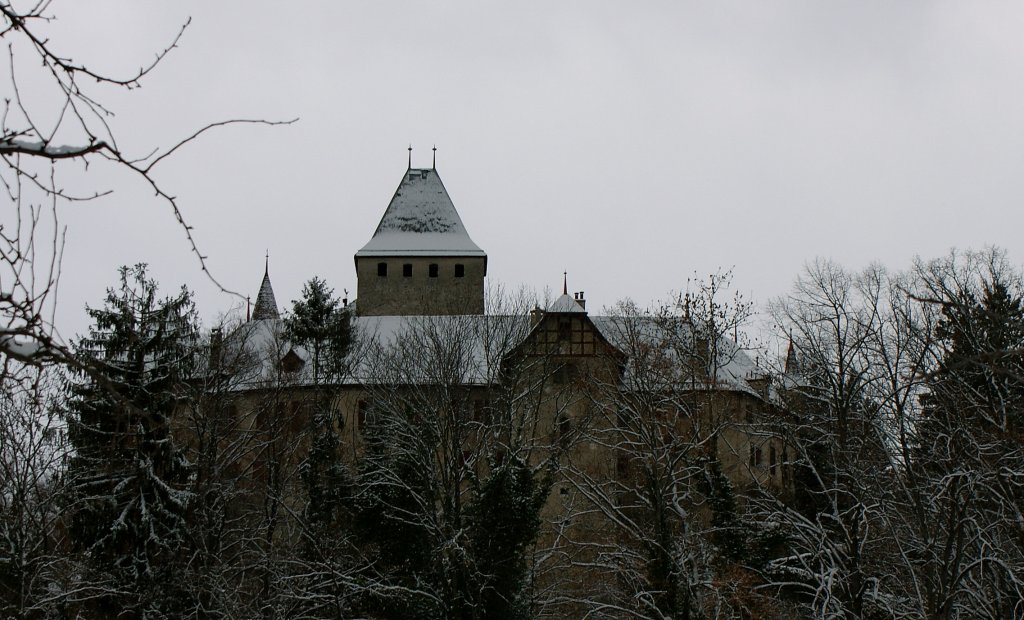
xmin=222 ymin=161 xmax=790 ymax=615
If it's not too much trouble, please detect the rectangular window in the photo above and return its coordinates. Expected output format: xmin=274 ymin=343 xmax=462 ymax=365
xmin=557 ymin=317 xmax=572 ymax=342
xmin=429 ymin=263 xmax=439 ymax=278
xmin=455 ymin=264 xmax=465 ymax=278
xmin=558 ymin=416 xmax=572 ymax=447
xmin=403 ymin=263 xmax=412 ymax=277
xmin=377 ymin=262 xmax=387 ymax=277
xmin=473 ymin=399 xmax=490 ymax=422
xmin=358 ymin=400 xmax=368 ymax=430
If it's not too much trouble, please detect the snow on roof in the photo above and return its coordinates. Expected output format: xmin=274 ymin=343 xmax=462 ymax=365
xmin=590 ymin=315 xmax=770 ymax=398
xmin=546 ymin=293 xmax=587 ymax=314
xmin=356 ymin=168 xmax=485 ymax=257
xmin=223 ymin=314 xmax=529 ymax=389
xmin=221 ymin=311 xmax=771 ymax=401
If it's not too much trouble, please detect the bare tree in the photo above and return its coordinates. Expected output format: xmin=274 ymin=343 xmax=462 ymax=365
xmin=0 ymin=1 xmax=288 ymax=366
xmin=0 ymin=364 xmax=69 ymax=618
xmin=762 ymin=251 xmax=1024 ymax=619
xmin=898 ymin=249 xmax=1024 ymax=619
xmin=350 ymin=289 xmax=555 ymax=619
xmin=548 ymin=272 xmax=786 ymax=620
xmin=762 ymin=260 xmax=899 ymax=619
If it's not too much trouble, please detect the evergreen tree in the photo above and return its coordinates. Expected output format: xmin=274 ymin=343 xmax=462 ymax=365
xmin=284 ymin=277 xmax=356 ymax=616
xmin=928 ymin=276 xmax=1024 ymax=440
xmin=64 ymin=264 xmax=197 ymax=617
xmin=284 ymin=276 xmax=351 ymax=386
xmin=286 ymin=277 xmax=353 ymax=537
xmin=468 ymin=456 xmax=550 ymax=620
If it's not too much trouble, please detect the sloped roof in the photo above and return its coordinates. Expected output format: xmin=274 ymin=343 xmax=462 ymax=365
xmin=547 ymin=293 xmax=587 ymax=314
xmin=590 ymin=315 xmax=772 ymax=399
xmin=222 ymin=314 xmax=530 ymax=389
xmin=251 ymin=266 xmax=279 ymax=321
xmin=222 ymin=312 xmax=771 ymax=402
xmin=356 ymin=168 xmax=485 ymax=257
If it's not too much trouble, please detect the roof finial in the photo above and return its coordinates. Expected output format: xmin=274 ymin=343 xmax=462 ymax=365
xmin=408 ymin=144 xmax=412 ymax=170
xmin=246 ymin=296 xmax=251 ymax=322
xmin=432 ymin=144 xmax=437 ymax=169
xmin=264 ymin=249 xmax=269 ymax=276
xmin=563 ymin=271 xmax=568 ymax=296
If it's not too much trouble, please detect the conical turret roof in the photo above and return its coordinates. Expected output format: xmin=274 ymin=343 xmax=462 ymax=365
xmin=356 ymin=168 xmax=485 ymax=257
xmin=251 ymin=261 xmax=279 ymax=321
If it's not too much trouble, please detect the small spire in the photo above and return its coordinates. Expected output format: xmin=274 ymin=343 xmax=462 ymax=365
xmin=408 ymin=144 xmax=412 ymax=170
xmin=785 ymin=334 xmax=799 ymax=374
xmin=264 ymin=250 xmax=269 ymax=276
xmin=246 ymin=296 xmax=251 ymax=322
xmin=252 ymin=258 xmax=280 ymax=321
xmin=432 ymin=145 xmax=437 ymax=169
xmin=563 ymin=271 xmax=568 ymax=296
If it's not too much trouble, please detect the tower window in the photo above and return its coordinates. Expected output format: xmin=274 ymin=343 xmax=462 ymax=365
xmin=429 ymin=263 xmax=439 ymax=278
xmin=455 ymin=264 xmax=465 ymax=278
xmin=403 ymin=263 xmax=412 ymax=277
xmin=377 ymin=262 xmax=387 ymax=277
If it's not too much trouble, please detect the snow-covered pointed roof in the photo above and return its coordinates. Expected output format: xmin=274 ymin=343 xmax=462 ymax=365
xmin=546 ymin=293 xmax=587 ymax=314
xmin=251 ymin=264 xmax=279 ymax=321
xmin=356 ymin=168 xmax=485 ymax=257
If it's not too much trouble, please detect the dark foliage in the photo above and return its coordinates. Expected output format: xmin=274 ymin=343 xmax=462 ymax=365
xmin=64 ymin=264 xmax=197 ymax=617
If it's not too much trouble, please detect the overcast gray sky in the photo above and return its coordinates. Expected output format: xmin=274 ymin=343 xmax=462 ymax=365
xmin=13 ymin=1 xmax=1024 ymax=340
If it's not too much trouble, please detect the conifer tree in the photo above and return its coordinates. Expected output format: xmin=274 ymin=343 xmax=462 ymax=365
xmin=285 ymin=277 xmax=353 ymax=536
xmin=64 ymin=264 xmax=197 ymax=617
xmin=284 ymin=277 xmax=355 ymax=615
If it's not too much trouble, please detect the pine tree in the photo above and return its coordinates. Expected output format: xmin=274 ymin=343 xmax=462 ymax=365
xmin=64 ymin=264 xmax=197 ymax=617
xmin=284 ymin=276 xmax=351 ymax=386
xmin=284 ymin=277 xmax=356 ymax=616
xmin=468 ymin=455 xmax=550 ymax=620
xmin=930 ymin=276 xmax=1024 ymax=439
xmin=285 ymin=277 xmax=353 ymax=535
xmin=911 ymin=262 xmax=1024 ymax=618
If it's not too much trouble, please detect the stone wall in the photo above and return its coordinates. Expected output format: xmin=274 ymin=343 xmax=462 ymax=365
xmin=355 ymin=255 xmax=486 ymax=316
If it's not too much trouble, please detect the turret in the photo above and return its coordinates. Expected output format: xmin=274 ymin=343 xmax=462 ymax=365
xmin=354 ymin=164 xmax=486 ymax=316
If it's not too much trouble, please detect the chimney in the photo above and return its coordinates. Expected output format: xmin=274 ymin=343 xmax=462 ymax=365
xmin=209 ymin=327 xmax=223 ymax=373
xmin=574 ymin=291 xmax=586 ymax=311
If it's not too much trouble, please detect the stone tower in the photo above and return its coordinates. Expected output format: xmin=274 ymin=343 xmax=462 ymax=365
xmin=354 ymin=167 xmax=487 ymax=316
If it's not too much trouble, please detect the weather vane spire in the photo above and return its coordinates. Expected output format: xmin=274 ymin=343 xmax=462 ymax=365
xmin=563 ymin=271 xmax=568 ymax=295
xmin=432 ymin=144 xmax=437 ymax=169
xmin=408 ymin=144 xmax=412 ymax=170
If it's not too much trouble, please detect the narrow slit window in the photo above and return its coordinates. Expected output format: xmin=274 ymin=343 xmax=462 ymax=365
xmin=429 ymin=263 xmax=439 ymax=278
xmin=455 ymin=264 xmax=465 ymax=278
xmin=357 ymin=400 xmax=368 ymax=430
xmin=403 ymin=263 xmax=413 ymax=277
xmin=377 ymin=262 xmax=387 ymax=277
